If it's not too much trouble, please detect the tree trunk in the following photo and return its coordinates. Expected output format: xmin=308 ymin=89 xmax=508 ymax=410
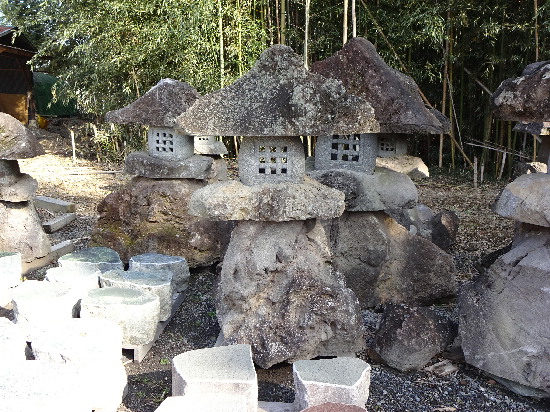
xmin=343 ymin=0 xmax=348 ymax=45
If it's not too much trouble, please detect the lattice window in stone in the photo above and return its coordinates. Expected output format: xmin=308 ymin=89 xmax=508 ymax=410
xmin=257 ymin=145 xmax=289 ymax=175
xmin=379 ymin=136 xmax=396 ymax=154
xmin=330 ymin=134 xmax=361 ymax=162
xmin=154 ymin=131 xmax=175 ymax=154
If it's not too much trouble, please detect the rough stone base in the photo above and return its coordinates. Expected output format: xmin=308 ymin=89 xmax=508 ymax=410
xmin=217 ymin=219 xmax=364 ymax=368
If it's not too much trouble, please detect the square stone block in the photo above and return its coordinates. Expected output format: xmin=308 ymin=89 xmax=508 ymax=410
xmin=172 ymin=344 xmax=257 ymax=412
xmin=315 ymin=134 xmax=378 ymax=174
xmin=148 ymin=127 xmax=194 ymax=161
xmin=293 ymin=357 xmax=371 ymax=410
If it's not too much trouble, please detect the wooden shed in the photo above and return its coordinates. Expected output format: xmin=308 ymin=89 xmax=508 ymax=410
xmin=0 ymin=26 xmax=36 ymax=124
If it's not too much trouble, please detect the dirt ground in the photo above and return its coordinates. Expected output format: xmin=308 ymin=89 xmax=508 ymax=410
xmin=10 ymin=129 xmax=550 ymax=412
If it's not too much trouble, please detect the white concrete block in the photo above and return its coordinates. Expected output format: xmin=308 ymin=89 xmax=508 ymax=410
xmin=172 ymin=344 xmax=258 ymax=412
xmin=154 ymin=394 xmax=250 ymax=412
xmin=100 ymin=269 xmax=173 ymax=321
xmin=0 ymin=317 xmax=27 ymax=362
xmin=293 ymin=357 xmax=371 ymax=410
xmin=129 ymin=253 xmax=190 ymax=293
xmin=0 ymin=251 xmax=22 ymax=289
xmin=80 ymin=287 xmax=160 ymax=346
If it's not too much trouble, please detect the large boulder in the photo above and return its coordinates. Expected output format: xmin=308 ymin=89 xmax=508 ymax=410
xmin=491 ymin=61 xmax=550 ymax=122
xmin=370 ymin=304 xmax=456 ymax=372
xmin=91 ymin=176 xmax=234 ymax=266
xmin=459 ymin=233 xmax=550 ymax=398
xmin=0 ymin=113 xmax=44 ymax=159
xmin=0 ymin=201 xmax=51 ymax=261
xmin=493 ymin=173 xmax=550 ymax=227
xmin=323 ymin=211 xmax=456 ymax=308
xmin=311 ymin=37 xmax=449 ymax=134
xmin=176 ymin=45 xmax=379 ymax=137
xmin=217 ymin=219 xmax=364 ymax=368
xmin=105 ymin=78 xmax=200 ymax=127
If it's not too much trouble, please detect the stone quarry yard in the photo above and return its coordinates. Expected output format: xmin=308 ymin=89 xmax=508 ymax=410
xmin=9 ymin=130 xmax=550 ymax=412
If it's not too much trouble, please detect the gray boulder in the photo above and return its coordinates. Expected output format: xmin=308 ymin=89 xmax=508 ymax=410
xmin=176 ymin=45 xmax=379 ymax=137
xmin=0 ymin=113 xmax=44 ymax=159
xmin=311 ymin=37 xmax=449 ymax=134
xmin=493 ymin=173 xmax=550 ymax=227
xmin=307 ymin=168 xmax=417 ymax=212
xmin=459 ymin=233 xmax=550 ymax=397
xmin=323 ymin=211 xmax=456 ymax=308
xmin=105 ymin=78 xmax=200 ymax=127
xmin=0 ymin=201 xmax=51 ymax=261
xmin=370 ymin=303 xmax=456 ymax=372
xmin=431 ymin=210 xmax=459 ymax=251
xmin=217 ymin=219 xmax=364 ymax=368
xmin=188 ymin=178 xmax=345 ymax=222
xmin=491 ymin=61 xmax=550 ymax=122
xmin=91 ymin=176 xmax=234 ymax=266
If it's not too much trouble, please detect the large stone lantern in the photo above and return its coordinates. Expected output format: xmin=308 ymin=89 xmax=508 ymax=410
xmin=176 ymin=45 xmax=379 ymax=368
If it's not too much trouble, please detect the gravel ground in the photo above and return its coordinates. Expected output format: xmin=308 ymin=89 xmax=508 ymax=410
xmin=8 ymin=131 xmax=550 ymax=412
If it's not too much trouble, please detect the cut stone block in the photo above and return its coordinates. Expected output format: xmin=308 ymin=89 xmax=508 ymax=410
xmin=0 ymin=317 xmax=27 ymax=361
xmin=100 ymin=269 xmax=173 ymax=321
xmin=315 ymin=134 xmax=378 ymax=174
xmin=11 ymin=280 xmax=81 ymax=334
xmin=125 ymin=151 xmax=227 ymax=180
xmin=42 ymin=212 xmax=76 ymax=234
xmin=238 ymin=136 xmax=305 ymax=185
xmin=34 ymin=195 xmax=76 ymax=213
xmin=58 ymin=246 xmax=123 ymax=274
xmin=258 ymin=401 xmax=295 ymax=412
xmin=80 ymin=287 xmax=160 ymax=346
xmin=0 ymin=359 xmax=126 ymax=412
xmin=31 ymin=318 xmax=123 ymax=364
xmin=129 ymin=253 xmax=190 ymax=293
xmin=45 ymin=265 xmax=101 ymax=294
xmin=172 ymin=344 xmax=258 ymax=412
xmin=148 ymin=127 xmax=194 ymax=160
xmin=154 ymin=394 xmax=250 ymax=412
xmin=0 ymin=251 xmax=22 ymax=289
xmin=293 ymin=357 xmax=371 ymax=411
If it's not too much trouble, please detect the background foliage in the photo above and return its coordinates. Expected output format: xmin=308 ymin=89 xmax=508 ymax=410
xmin=0 ymin=0 xmax=547 ymax=172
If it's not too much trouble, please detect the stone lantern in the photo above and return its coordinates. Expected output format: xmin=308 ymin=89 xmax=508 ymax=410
xmin=93 ymin=79 xmax=233 ymax=265
xmin=176 ymin=45 xmax=379 ymax=368
xmin=306 ymin=38 xmax=456 ymax=308
xmin=0 ymin=112 xmax=50 ymax=263
xmin=513 ymin=121 xmax=550 ymax=170
xmin=459 ymin=61 xmax=550 ymax=398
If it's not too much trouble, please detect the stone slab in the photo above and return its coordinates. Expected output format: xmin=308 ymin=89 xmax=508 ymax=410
xmin=129 ymin=253 xmax=190 ymax=293
xmin=493 ymin=173 xmax=550 ymax=226
xmin=0 ymin=251 xmax=22 ymax=289
xmin=154 ymin=394 xmax=250 ymax=412
xmin=188 ymin=178 xmax=345 ymax=221
xmin=124 ymin=151 xmax=227 ymax=180
xmin=34 ymin=196 xmax=76 ymax=213
xmin=42 ymin=212 xmax=76 ymax=233
xmin=172 ymin=344 xmax=258 ymax=412
xmin=293 ymin=357 xmax=371 ymax=410
xmin=176 ymin=45 xmax=379 ymax=137
xmin=58 ymin=246 xmax=123 ymax=274
xmin=0 ymin=173 xmax=37 ymax=202
xmin=308 ymin=168 xmax=418 ymax=212
xmin=100 ymin=269 xmax=173 ymax=321
xmin=80 ymin=287 xmax=160 ymax=346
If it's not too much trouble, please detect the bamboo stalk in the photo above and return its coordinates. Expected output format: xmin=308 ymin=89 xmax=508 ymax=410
xmin=473 ymin=156 xmax=478 ymax=188
xmin=343 ymin=0 xmax=349 ymax=45
xmin=352 ymin=0 xmax=356 ymax=38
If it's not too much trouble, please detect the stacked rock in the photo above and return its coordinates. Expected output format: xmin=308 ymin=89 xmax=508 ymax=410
xmin=308 ymin=38 xmax=457 ymax=309
xmin=92 ymin=78 xmax=233 ymax=266
xmin=459 ymin=61 xmax=550 ymax=398
xmin=177 ymin=45 xmax=377 ymax=368
xmin=0 ymin=112 xmax=50 ymax=262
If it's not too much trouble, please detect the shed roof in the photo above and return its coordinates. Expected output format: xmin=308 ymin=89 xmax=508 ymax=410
xmin=0 ymin=26 xmax=37 ymax=57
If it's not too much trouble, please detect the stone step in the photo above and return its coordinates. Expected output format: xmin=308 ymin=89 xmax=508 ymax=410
xmin=34 ymin=195 xmax=76 ymax=213
xmin=42 ymin=212 xmax=77 ymax=233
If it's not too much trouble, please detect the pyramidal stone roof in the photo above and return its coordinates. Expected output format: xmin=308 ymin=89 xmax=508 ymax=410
xmin=105 ymin=79 xmax=200 ymax=127
xmin=512 ymin=121 xmax=550 ymax=136
xmin=0 ymin=112 xmax=44 ymax=159
xmin=311 ymin=37 xmax=450 ymax=135
xmin=492 ymin=61 xmax=550 ymax=122
xmin=175 ymin=45 xmax=379 ymax=136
